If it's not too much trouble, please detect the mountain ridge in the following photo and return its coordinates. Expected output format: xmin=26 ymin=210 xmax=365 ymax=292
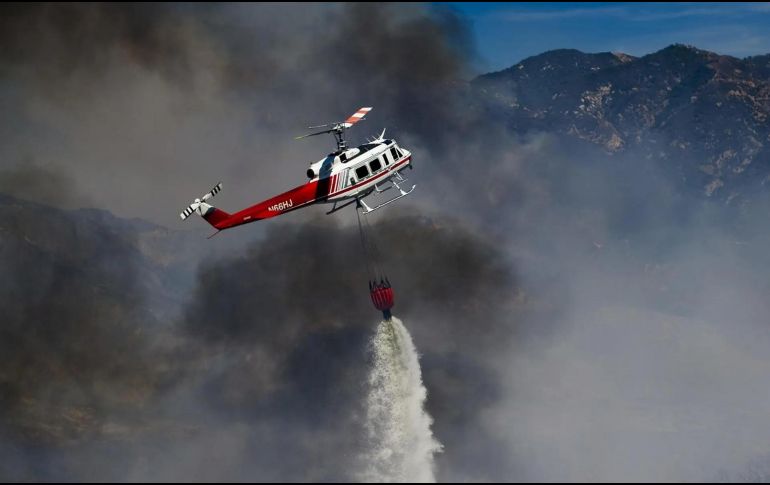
xmin=472 ymin=44 xmax=770 ymax=200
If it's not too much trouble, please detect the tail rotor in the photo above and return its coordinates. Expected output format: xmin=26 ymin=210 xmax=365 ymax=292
xmin=180 ymin=182 xmax=222 ymax=220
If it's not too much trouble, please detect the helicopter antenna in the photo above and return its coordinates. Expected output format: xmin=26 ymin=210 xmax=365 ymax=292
xmin=295 ymin=107 xmax=372 ymax=151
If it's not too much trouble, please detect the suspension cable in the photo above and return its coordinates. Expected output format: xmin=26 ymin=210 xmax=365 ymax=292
xmin=356 ymin=202 xmax=384 ymax=281
xmin=362 ymin=210 xmax=383 ymax=279
xmin=356 ymin=205 xmax=375 ymax=280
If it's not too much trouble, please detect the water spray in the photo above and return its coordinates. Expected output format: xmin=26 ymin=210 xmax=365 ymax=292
xmin=360 ymin=317 xmax=443 ymax=482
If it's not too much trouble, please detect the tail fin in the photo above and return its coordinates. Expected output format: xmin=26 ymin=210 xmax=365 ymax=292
xmin=199 ymin=203 xmax=231 ymax=228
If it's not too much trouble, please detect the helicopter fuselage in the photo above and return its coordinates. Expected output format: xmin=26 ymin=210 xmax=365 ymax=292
xmin=204 ymin=139 xmax=411 ymax=231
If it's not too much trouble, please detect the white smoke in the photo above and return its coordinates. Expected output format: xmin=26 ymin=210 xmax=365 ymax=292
xmin=359 ymin=317 xmax=443 ymax=483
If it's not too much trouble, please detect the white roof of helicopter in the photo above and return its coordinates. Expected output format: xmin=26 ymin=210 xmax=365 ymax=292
xmin=307 ymin=138 xmax=397 ymax=180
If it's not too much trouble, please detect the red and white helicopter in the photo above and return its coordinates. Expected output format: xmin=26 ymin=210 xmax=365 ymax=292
xmin=179 ymin=107 xmax=415 ymax=234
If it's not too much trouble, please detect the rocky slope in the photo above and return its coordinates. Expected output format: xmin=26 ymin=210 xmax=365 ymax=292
xmin=472 ymin=45 xmax=770 ymax=200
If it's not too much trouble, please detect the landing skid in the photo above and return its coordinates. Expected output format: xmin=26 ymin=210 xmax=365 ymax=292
xmin=357 ymin=175 xmax=416 ymax=215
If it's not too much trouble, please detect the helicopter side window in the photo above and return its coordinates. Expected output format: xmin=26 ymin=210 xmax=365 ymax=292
xmin=370 ymin=158 xmax=382 ymax=173
xmin=389 ymin=147 xmax=399 ymax=162
xmin=355 ymin=165 xmax=370 ymax=180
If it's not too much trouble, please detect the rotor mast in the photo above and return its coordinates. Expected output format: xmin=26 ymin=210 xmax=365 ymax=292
xmin=296 ymin=107 xmax=372 ymax=152
xmin=333 ymin=125 xmax=347 ymax=151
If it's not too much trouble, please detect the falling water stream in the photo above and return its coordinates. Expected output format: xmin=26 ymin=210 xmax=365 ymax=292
xmin=359 ymin=317 xmax=443 ymax=482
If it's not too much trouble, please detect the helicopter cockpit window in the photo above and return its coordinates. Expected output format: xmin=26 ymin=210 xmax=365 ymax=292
xmin=389 ymin=147 xmax=399 ymax=162
xmin=355 ymin=165 xmax=370 ymax=180
xmin=370 ymin=158 xmax=382 ymax=173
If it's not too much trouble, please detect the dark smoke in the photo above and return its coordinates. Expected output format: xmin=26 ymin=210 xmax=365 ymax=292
xmin=0 ymin=192 xmax=179 ymax=480
xmin=0 ymin=161 xmax=91 ymax=209
xmin=177 ymin=213 xmax=518 ymax=481
xmin=0 ymin=208 xmax=520 ymax=481
xmin=0 ymin=3 xmax=200 ymax=84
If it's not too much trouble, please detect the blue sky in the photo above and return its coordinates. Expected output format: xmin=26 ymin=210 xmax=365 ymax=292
xmin=447 ymin=2 xmax=770 ymax=72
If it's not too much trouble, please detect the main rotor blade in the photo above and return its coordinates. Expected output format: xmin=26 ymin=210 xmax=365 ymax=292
xmin=295 ymin=128 xmax=336 ymax=140
xmin=296 ymin=107 xmax=372 ymax=138
xmin=341 ymin=106 xmax=372 ymax=128
xmin=307 ymin=122 xmax=340 ymax=129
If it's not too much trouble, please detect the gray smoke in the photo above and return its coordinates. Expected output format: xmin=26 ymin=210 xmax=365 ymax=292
xmin=0 ymin=162 xmax=91 ymax=209
xmin=0 ymin=189 xmax=181 ymax=481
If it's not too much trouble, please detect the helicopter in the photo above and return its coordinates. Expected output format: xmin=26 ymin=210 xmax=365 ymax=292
xmin=179 ymin=107 xmax=415 ymax=235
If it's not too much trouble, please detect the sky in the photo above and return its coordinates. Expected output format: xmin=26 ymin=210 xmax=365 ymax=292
xmin=449 ymin=2 xmax=770 ymax=72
